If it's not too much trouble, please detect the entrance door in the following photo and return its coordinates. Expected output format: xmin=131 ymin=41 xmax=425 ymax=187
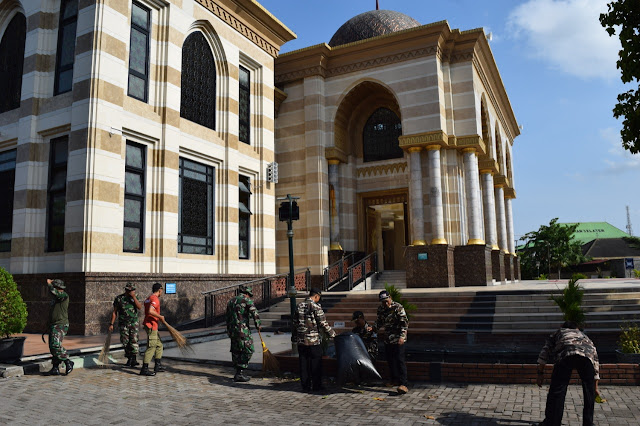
xmin=364 ymin=202 xmax=407 ymax=271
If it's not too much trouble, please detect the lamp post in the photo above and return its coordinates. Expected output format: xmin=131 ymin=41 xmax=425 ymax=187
xmin=278 ymin=194 xmax=300 ymax=355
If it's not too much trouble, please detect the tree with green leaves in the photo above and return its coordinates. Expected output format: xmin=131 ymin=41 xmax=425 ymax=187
xmin=0 ymin=267 xmax=28 ymax=339
xmin=518 ymin=218 xmax=587 ymax=279
xmin=551 ymin=277 xmax=586 ymax=326
xmin=600 ymin=0 xmax=640 ymax=154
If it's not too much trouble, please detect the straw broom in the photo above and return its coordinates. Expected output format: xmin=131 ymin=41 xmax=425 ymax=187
xmin=98 ymin=330 xmax=112 ymax=366
xmin=161 ymin=319 xmax=193 ymax=354
xmin=258 ymin=329 xmax=280 ymax=375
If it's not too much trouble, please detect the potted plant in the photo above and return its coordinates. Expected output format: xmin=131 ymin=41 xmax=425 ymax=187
xmin=616 ymin=322 xmax=640 ymax=363
xmin=0 ymin=267 xmax=28 ymax=363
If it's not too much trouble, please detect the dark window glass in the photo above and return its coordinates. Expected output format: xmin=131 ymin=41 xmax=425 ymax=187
xmin=180 ymin=32 xmax=216 ymax=130
xmin=0 ymin=13 xmax=26 ymax=113
xmin=47 ymin=137 xmax=69 ymax=252
xmin=124 ymin=142 xmax=145 ymax=252
xmin=362 ymin=108 xmax=403 ymax=163
xmin=239 ymin=66 xmax=250 ymax=144
xmin=238 ymin=175 xmax=251 ymax=259
xmin=0 ymin=150 xmax=17 ymax=252
xmin=128 ymin=2 xmax=150 ymax=102
xmin=179 ymin=158 xmax=214 ymax=255
xmin=54 ymin=0 xmax=78 ymax=95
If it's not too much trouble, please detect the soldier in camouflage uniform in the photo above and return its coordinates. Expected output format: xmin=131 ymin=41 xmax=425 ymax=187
xmin=225 ymin=285 xmax=261 ymax=382
xmin=537 ymin=321 xmax=601 ymax=426
xmin=292 ymin=288 xmax=336 ymax=392
xmin=109 ymin=282 xmax=142 ymax=367
xmin=46 ymin=279 xmax=74 ymax=376
xmin=374 ymin=290 xmax=408 ymax=394
xmin=351 ymin=310 xmax=378 ymax=361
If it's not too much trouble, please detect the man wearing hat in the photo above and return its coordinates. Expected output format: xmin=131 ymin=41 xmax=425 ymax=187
xmin=374 ymin=290 xmax=409 ymax=394
xmin=46 ymin=278 xmax=73 ymax=376
xmin=109 ymin=282 xmax=142 ymax=367
xmin=225 ymin=285 xmax=261 ymax=382
xmin=351 ymin=311 xmax=378 ymax=361
xmin=292 ymin=288 xmax=336 ymax=392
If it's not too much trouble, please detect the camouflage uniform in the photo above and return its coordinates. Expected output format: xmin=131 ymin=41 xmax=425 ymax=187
xmin=352 ymin=321 xmax=378 ymax=361
xmin=225 ymin=291 xmax=261 ymax=370
xmin=375 ymin=299 xmax=409 ymax=387
xmin=292 ymin=295 xmax=336 ymax=391
xmin=538 ymin=326 xmax=600 ymax=425
xmin=113 ymin=293 xmax=140 ymax=357
xmin=48 ymin=282 xmax=69 ymax=363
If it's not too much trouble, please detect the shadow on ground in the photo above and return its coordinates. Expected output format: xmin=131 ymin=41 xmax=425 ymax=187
xmin=437 ymin=412 xmax=538 ymax=425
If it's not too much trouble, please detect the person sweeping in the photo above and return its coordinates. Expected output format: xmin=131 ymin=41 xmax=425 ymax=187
xmin=140 ymin=283 xmax=165 ymax=376
xmin=108 ymin=282 xmax=142 ymax=367
xmin=225 ymin=285 xmax=261 ymax=382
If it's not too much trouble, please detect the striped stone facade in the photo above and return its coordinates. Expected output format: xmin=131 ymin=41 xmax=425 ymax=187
xmin=274 ymin=19 xmax=519 ymax=283
xmin=0 ymin=0 xmax=294 ymax=334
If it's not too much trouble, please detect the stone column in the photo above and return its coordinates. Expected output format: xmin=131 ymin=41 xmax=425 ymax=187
xmin=463 ymin=148 xmax=484 ymax=245
xmin=408 ymin=147 xmax=426 ymax=245
xmin=328 ymin=159 xmax=342 ymax=251
xmin=495 ymin=185 xmax=508 ymax=252
xmin=480 ymin=170 xmax=498 ymax=249
xmin=505 ymin=196 xmax=515 ymax=254
xmin=427 ymin=145 xmax=446 ymax=244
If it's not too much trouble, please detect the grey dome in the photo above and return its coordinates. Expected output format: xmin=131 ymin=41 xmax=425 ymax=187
xmin=329 ymin=10 xmax=421 ymax=47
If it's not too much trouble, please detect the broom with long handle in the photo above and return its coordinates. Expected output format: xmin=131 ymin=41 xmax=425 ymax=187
xmin=161 ymin=319 xmax=193 ymax=354
xmin=257 ymin=329 xmax=280 ymax=375
xmin=98 ymin=330 xmax=112 ymax=366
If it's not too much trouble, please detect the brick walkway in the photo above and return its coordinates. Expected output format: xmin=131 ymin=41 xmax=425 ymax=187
xmin=1 ymin=358 xmax=639 ymax=425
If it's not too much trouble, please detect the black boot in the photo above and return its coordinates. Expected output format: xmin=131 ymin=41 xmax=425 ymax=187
xmin=154 ymin=359 xmax=166 ymax=373
xmin=64 ymin=360 xmax=74 ymax=375
xmin=124 ymin=356 xmax=132 ymax=367
xmin=46 ymin=361 xmax=60 ymax=376
xmin=233 ymin=368 xmax=250 ymax=382
xmin=129 ymin=355 xmax=139 ymax=368
xmin=139 ymin=363 xmax=156 ymax=376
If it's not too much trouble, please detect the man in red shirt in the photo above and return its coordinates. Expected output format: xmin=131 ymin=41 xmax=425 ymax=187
xmin=140 ymin=283 xmax=165 ymax=376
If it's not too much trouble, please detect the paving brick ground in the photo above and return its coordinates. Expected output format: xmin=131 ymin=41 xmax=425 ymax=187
xmin=2 ymin=359 xmax=640 ymax=425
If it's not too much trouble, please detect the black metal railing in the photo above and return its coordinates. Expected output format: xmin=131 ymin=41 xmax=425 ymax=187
xmin=347 ymin=252 xmax=377 ymax=291
xmin=323 ymin=253 xmax=355 ymax=291
xmin=202 ymin=268 xmax=311 ymax=328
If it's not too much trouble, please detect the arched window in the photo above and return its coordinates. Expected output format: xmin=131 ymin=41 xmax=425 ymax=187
xmin=0 ymin=13 xmax=26 ymax=113
xmin=362 ymin=108 xmax=403 ymax=162
xmin=480 ymin=98 xmax=491 ymax=156
xmin=180 ymin=32 xmax=216 ymax=130
xmin=494 ymin=128 xmax=502 ymax=174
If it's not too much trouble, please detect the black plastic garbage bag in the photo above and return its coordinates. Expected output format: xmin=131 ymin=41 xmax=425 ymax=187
xmin=335 ymin=332 xmax=381 ymax=386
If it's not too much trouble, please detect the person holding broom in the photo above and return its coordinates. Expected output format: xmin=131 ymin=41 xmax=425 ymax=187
xmin=225 ymin=285 xmax=261 ymax=382
xmin=45 ymin=279 xmax=73 ymax=376
xmin=109 ymin=282 xmax=142 ymax=367
xmin=140 ymin=283 xmax=165 ymax=376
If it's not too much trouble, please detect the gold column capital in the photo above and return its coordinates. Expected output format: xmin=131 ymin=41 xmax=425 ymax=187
xmin=479 ymin=169 xmax=494 ymax=175
xmin=327 ymin=159 xmax=341 ymax=165
xmin=407 ymin=146 xmax=423 ymax=153
xmin=462 ymin=147 xmax=476 ymax=154
xmin=426 ymin=144 xmax=441 ymax=151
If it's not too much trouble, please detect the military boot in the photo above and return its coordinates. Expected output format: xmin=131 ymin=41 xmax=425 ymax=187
xmin=154 ymin=359 xmax=166 ymax=373
xmin=129 ymin=355 xmax=140 ymax=368
xmin=64 ymin=360 xmax=74 ymax=375
xmin=46 ymin=361 xmax=60 ymax=376
xmin=233 ymin=368 xmax=250 ymax=382
xmin=139 ymin=363 xmax=156 ymax=376
xmin=124 ymin=357 xmax=133 ymax=367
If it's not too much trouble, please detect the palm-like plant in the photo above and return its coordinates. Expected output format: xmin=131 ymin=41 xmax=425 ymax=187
xmin=550 ymin=277 xmax=585 ymax=326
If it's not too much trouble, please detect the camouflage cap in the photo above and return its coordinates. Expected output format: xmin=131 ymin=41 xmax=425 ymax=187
xmin=378 ymin=290 xmax=390 ymax=301
xmin=352 ymin=310 xmax=364 ymax=321
xmin=124 ymin=282 xmax=136 ymax=291
xmin=51 ymin=279 xmax=66 ymax=289
xmin=239 ymin=285 xmax=253 ymax=297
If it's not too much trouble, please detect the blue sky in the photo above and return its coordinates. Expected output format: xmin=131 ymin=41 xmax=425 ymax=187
xmin=259 ymin=0 xmax=639 ymax=242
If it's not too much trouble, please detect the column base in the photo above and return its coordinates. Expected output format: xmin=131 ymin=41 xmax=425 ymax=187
xmin=491 ymin=249 xmax=506 ymax=283
xmin=404 ymin=245 xmax=454 ymax=288
xmin=431 ymin=238 xmax=448 ymax=245
xmin=412 ymin=240 xmax=427 ymax=246
xmin=467 ymin=238 xmax=485 ymax=245
xmin=454 ymin=245 xmax=493 ymax=287
xmin=504 ymin=254 xmax=515 ymax=281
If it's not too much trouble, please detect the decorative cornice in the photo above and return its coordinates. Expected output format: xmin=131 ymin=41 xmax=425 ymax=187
xmin=455 ymin=135 xmax=486 ymax=155
xmin=494 ymin=174 xmax=511 ymax=188
xmin=38 ymin=124 xmax=71 ymax=137
xmin=504 ymin=187 xmax=517 ymax=199
xmin=478 ymin=159 xmax=498 ymax=174
xmin=399 ymin=130 xmax=448 ymax=150
xmin=0 ymin=138 xmax=18 ymax=150
xmin=275 ymin=65 xmax=325 ymax=84
xmin=195 ymin=0 xmax=280 ymax=58
xmin=326 ymin=46 xmax=440 ymax=78
xmin=357 ymin=162 xmax=407 ymax=178
xmin=325 ymin=147 xmax=347 ymax=164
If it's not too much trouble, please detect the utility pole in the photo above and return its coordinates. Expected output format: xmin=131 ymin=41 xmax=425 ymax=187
xmin=278 ymin=194 xmax=300 ymax=355
xmin=627 ymin=205 xmax=634 ymax=236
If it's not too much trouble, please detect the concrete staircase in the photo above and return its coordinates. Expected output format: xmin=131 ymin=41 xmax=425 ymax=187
xmin=258 ymin=295 xmax=346 ymax=331
xmin=320 ymin=286 xmax=640 ymax=356
xmin=372 ymin=270 xmax=406 ymax=289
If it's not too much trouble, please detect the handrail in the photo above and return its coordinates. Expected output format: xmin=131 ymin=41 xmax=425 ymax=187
xmin=323 ymin=253 xmax=355 ymax=291
xmin=203 ymin=267 xmax=311 ymax=328
xmin=347 ymin=252 xmax=378 ymax=291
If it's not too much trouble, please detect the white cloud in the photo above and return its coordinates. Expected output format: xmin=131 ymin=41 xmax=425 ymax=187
xmin=600 ymin=127 xmax=640 ymax=173
xmin=507 ymin=0 xmax=621 ymax=80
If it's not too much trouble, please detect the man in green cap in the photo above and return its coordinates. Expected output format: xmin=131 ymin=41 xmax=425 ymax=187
xmin=46 ymin=278 xmax=73 ymax=376
xmin=225 ymin=285 xmax=261 ymax=382
xmin=109 ymin=282 xmax=142 ymax=367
